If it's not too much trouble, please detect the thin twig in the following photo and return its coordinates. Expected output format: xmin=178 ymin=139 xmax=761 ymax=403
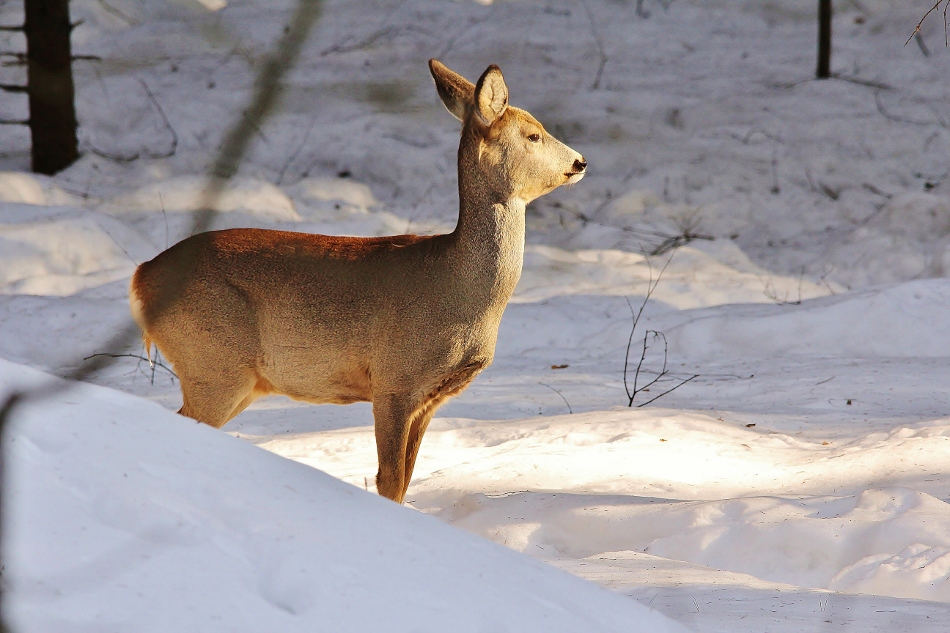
xmin=623 ymin=254 xmax=674 ymax=405
xmin=320 ymin=25 xmax=430 ymax=57
xmin=83 ymin=353 xmax=177 ymax=376
xmin=136 ymin=77 xmax=178 ymax=159
xmin=539 ymin=382 xmax=572 ymax=414
xmin=438 ymin=4 xmax=496 ymax=59
xmin=319 ymin=0 xmax=414 ymax=57
xmin=98 ymin=0 xmax=138 ymax=26
xmin=632 ymin=330 xmax=670 ymax=399
xmin=762 ymin=270 xmax=804 ymax=306
xmin=276 ymin=116 xmax=316 ymax=185
xmin=87 ymin=145 xmax=140 ymax=162
xmin=906 ymin=0 xmax=948 ymax=47
xmin=579 ymin=0 xmax=608 ymax=90
xmin=650 ymin=230 xmax=713 ymax=256
xmin=159 ymin=192 xmax=169 ymax=250
xmin=82 ymin=353 xmax=178 ymax=385
xmin=636 ymin=374 xmax=699 ymax=407
xmin=834 ymin=74 xmax=892 ymax=91
xmin=558 ymin=202 xmax=709 ymax=255
xmin=620 ymin=252 xmax=699 ymax=408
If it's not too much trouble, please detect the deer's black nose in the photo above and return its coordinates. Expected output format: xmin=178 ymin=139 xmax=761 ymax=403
xmin=573 ymin=158 xmax=587 ymax=172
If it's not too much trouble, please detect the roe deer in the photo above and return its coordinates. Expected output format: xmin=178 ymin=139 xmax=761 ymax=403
xmin=130 ymin=60 xmax=587 ymax=503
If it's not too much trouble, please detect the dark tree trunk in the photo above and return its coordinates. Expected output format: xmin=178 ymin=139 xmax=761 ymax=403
xmin=24 ymin=0 xmax=78 ymax=174
xmin=816 ymin=0 xmax=832 ymax=79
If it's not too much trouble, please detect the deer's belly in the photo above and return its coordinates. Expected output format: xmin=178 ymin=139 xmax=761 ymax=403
xmin=261 ymin=344 xmax=373 ymax=405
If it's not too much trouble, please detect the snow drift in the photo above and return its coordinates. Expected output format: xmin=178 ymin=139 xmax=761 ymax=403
xmin=0 ymin=359 xmax=684 ymax=632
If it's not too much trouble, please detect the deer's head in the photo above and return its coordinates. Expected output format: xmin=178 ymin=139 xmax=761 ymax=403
xmin=429 ymin=59 xmax=587 ymax=205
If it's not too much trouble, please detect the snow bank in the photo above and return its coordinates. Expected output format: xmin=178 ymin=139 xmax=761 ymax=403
xmin=261 ymin=409 xmax=950 ymax=501
xmin=289 ymin=176 xmax=379 ymax=218
xmin=434 ymin=488 xmax=950 ymax=602
xmin=110 ymin=175 xmax=300 ymax=221
xmin=0 ymin=359 xmax=684 ymax=633
xmin=0 ymin=281 xmax=134 ymax=372
xmin=260 ymin=408 xmax=950 ymax=603
xmin=0 ymin=172 xmax=80 ymax=207
xmin=666 ymin=278 xmax=950 ymax=359
xmin=0 ymin=204 xmax=155 ymax=296
xmin=514 ymin=243 xmax=833 ymax=307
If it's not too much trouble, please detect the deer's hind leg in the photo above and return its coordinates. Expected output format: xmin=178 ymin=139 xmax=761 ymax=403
xmin=177 ymin=365 xmax=260 ymax=429
xmin=398 ymin=362 xmax=487 ymax=500
xmin=372 ymin=393 xmax=417 ymax=503
xmin=374 ymin=393 xmax=456 ymax=503
xmin=403 ymin=404 xmax=438 ymax=498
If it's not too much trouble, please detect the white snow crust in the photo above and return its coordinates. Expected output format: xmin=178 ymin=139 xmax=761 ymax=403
xmin=3 ymin=0 xmax=950 ymax=630
xmin=0 ymin=359 xmax=684 ymax=633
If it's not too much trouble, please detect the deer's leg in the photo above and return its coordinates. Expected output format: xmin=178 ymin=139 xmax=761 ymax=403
xmin=178 ymin=367 xmax=257 ymax=429
xmin=372 ymin=393 xmax=417 ymax=503
xmin=399 ymin=363 xmax=486 ymax=500
xmin=402 ymin=405 xmax=437 ymax=500
xmin=227 ymin=391 xmax=259 ymax=421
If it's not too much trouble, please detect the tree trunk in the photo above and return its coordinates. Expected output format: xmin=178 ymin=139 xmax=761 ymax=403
xmin=816 ymin=0 xmax=832 ymax=79
xmin=24 ymin=0 xmax=78 ymax=174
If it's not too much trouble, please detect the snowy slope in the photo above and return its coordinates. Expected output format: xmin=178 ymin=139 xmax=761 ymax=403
xmin=1 ymin=359 xmax=685 ymax=632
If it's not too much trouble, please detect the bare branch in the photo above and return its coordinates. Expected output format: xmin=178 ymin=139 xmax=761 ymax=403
xmin=623 ymin=254 xmax=674 ymax=405
xmin=621 ymin=252 xmax=699 ymax=408
xmin=321 ymin=25 xmax=396 ymax=56
xmin=98 ymin=0 xmax=138 ymax=26
xmin=136 ymin=77 xmax=178 ymax=159
xmin=632 ymin=330 xmax=670 ymax=397
xmin=873 ymin=90 xmax=946 ymax=129
xmin=636 ymin=374 xmax=699 ymax=408
xmin=83 ymin=353 xmax=178 ymax=385
xmin=650 ymin=212 xmax=714 ymax=256
xmin=579 ymin=0 xmax=608 ymax=90
xmin=906 ymin=0 xmax=948 ymax=47
xmin=87 ymin=145 xmax=140 ymax=162
xmin=539 ymin=382 xmax=573 ymax=414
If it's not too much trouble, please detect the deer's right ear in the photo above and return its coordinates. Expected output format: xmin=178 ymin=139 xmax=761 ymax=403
xmin=473 ymin=64 xmax=508 ymax=128
xmin=429 ymin=59 xmax=474 ymax=122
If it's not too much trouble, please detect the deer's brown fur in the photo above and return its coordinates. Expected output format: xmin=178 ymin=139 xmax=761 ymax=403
xmin=130 ymin=60 xmax=586 ymax=503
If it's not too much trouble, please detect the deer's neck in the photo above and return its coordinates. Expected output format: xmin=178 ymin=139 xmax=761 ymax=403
xmin=450 ymin=141 xmax=525 ymax=304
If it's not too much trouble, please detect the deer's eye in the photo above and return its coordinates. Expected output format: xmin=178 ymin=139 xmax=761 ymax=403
xmin=527 ymin=133 xmax=541 ymax=143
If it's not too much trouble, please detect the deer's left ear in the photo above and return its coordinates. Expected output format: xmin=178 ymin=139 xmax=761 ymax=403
xmin=429 ymin=59 xmax=475 ymax=122
xmin=473 ymin=64 xmax=508 ymax=127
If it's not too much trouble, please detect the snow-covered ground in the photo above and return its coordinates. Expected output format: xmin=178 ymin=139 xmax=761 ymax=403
xmin=2 ymin=0 xmax=950 ymax=630
xmin=1 ymin=359 xmax=685 ymax=632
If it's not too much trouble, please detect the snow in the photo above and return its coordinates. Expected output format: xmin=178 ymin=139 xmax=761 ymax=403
xmin=111 ymin=175 xmax=300 ymax=220
xmin=2 ymin=0 xmax=950 ymax=630
xmin=2 ymin=359 xmax=681 ymax=633
xmin=0 ymin=204 xmax=154 ymax=296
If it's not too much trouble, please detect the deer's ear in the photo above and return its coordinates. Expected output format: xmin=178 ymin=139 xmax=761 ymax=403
xmin=473 ymin=64 xmax=508 ymax=127
xmin=429 ymin=59 xmax=474 ymax=122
